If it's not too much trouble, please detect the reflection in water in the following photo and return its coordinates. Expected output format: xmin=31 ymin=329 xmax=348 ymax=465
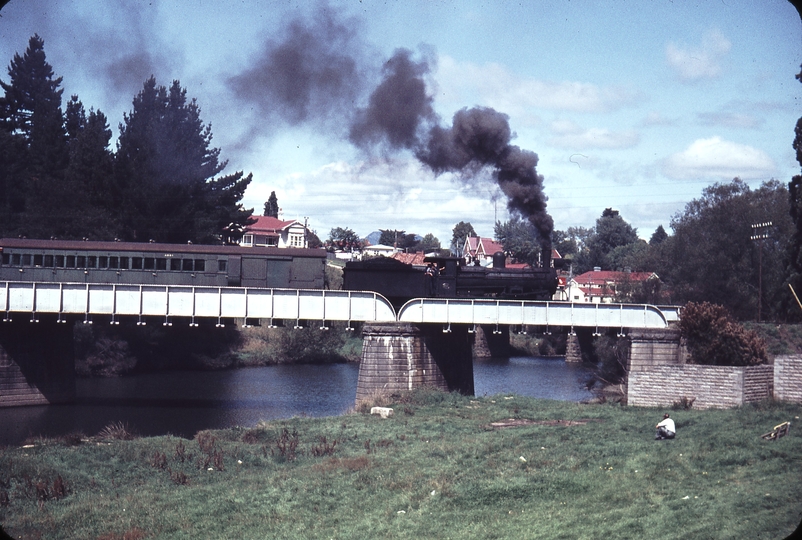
xmin=0 ymin=357 xmax=594 ymax=446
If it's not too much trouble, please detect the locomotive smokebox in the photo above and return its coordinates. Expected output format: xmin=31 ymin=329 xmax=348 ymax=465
xmin=492 ymin=251 xmax=506 ymax=269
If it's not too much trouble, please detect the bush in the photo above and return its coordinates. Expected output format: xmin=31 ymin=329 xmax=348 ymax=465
xmin=679 ymin=301 xmax=768 ymax=366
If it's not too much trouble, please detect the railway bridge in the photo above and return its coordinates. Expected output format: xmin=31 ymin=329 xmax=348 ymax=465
xmin=0 ymin=281 xmax=681 ymax=406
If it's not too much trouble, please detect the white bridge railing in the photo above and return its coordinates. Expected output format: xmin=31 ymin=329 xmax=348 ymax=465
xmin=397 ymin=298 xmax=671 ymax=331
xmin=1 ymin=281 xmax=676 ymax=329
xmin=1 ymin=282 xmax=396 ymax=327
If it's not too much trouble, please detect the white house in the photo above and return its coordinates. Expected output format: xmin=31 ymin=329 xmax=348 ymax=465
xmin=240 ymin=216 xmax=309 ymax=249
xmin=362 ymin=244 xmax=397 ymax=257
xmin=564 ymin=270 xmax=659 ymax=303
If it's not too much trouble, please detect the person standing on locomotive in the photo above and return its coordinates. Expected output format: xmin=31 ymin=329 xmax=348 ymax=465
xmin=424 ymin=262 xmax=438 ymax=296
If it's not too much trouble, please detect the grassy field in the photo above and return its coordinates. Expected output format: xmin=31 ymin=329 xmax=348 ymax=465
xmin=1 ymin=390 xmax=800 ymax=539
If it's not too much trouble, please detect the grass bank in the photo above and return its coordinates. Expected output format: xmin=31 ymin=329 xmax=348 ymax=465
xmin=1 ymin=391 xmax=800 ymax=539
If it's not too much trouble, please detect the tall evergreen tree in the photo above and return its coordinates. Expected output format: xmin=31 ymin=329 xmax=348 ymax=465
xmin=264 ymin=191 xmax=279 ymax=218
xmin=61 ymin=96 xmax=118 ymax=239
xmin=115 ymin=77 xmax=252 ymax=243
xmin=0 ymin=34 xmax=68 ymax=237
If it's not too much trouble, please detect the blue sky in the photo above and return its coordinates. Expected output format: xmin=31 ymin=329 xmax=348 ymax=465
xmin=1 ymin=0 xmax=800 ymax=246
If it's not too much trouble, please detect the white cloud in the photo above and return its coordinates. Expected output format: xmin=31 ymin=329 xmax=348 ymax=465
xmin=547 ymin=119 xmax=640 ymax=150
xmin=666 ymin=28 xmax=731 ymax=82
xmin=243 ymin=158 xmax=503 ymax=242
xmin=436 ymin=56 xmax=641 ymax=118
xmin=662 ymin=136 xmax=776 ymax=180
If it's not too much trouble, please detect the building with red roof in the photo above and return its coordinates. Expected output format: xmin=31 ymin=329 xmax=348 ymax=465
xmin=240 ymin=216 xmax=309 ymax=249
xmin=566 ymin=269 xmax=659 ymax=303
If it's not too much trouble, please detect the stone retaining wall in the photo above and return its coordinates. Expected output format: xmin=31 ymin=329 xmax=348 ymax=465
xmin=775 ymin=355 xmax=802 ymax=403
xmin=627 ymin=364 xmax=774 ymax=409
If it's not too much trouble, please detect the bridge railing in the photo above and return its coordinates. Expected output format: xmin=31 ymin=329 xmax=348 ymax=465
xmin=2 ymin=281 xmax=678 ymax=329
xmin=397 ymin=298 xmax=670 ymax=330
xmin=1 ymin=282 xmax=397 ymax=326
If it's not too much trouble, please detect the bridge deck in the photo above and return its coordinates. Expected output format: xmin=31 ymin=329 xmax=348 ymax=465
xmin=1 ymin=281 xmax=675 ymax=328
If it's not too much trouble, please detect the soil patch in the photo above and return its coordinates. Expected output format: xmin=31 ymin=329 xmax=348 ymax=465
xmin=485 ymin=418 xmax=601 ymax=429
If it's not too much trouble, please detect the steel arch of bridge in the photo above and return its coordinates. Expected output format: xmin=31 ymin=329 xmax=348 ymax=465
xmin=1 ymin=281 xmax=677 ymax=329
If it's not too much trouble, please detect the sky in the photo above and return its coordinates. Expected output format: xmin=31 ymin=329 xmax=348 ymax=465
xmin=1 ymin=0 xmax=800 ymax=248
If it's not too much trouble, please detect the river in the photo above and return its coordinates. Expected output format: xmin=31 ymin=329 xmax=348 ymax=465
xmin=0 ymin=357 xmax=594 ymax=446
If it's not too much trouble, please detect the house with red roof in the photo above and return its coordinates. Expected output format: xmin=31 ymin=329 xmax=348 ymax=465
xmin=567 ymin=269 xmax=659 ymax=304
xmin=240 ymin=216 xmax=309 ymax=249
xmin=462 ymin=236 xmax=505 ymax=265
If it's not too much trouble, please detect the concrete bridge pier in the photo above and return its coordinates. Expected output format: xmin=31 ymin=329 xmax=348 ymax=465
xmin=355 ymin=323 xmax=474 ymax=402
xmin=0 ymin=317 xmax=76 ymax=407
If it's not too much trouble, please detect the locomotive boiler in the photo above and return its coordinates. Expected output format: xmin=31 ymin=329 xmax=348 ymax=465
xmin=343 ymin=250 xmax=557 ymax=308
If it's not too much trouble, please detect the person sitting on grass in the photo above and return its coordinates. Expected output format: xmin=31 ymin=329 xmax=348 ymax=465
xmin=655 ymin=413 xmax=675 ymax=440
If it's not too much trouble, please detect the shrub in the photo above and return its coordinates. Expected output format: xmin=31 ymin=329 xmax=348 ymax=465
xmin=679 ymin=302 xmax=768 ymax=366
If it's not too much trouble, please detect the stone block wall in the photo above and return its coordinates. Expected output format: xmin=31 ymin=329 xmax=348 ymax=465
xmin=628 ymin=328 xmax=682 ymax=371
xmin=775 ymin=355 xmax=802 ymax=403
xmin=355 ymin=323 xmax=473 ymax=402
xmin=628 ymin=364 xmax=774 ymax=409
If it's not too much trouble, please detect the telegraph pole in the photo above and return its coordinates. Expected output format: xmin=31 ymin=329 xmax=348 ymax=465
xmin=750 ymin=221 xmax=772 ymax=322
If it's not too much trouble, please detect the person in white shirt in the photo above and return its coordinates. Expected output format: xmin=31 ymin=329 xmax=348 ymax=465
xmin=655 ymin=413 xmax=676 ymax=440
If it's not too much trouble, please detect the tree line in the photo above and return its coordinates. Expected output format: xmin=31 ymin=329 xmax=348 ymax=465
xmin=0 ymin=35 xmax=254 ymax=244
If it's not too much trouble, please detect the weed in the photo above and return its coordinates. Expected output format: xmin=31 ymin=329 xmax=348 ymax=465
xmin=150 ymin=451 xmax=167 ymax=470
xmin=170 ymin=471 xmax=190 ymax=486
xmin=196 ymin=431 xmax=218 ymax=454
xmin=51 ymin=475 xmax=67 ymax=500
xmin=174 ymin=441 xmax=186 ymax=462
xmin=672 ymin=396 xmax=696 ymax=410
xmin=272 ymin=427 xmax=301 ymax=461
xmin=98 ymin=421 xmax=137 ymax=441
xmin=310 ymin=436 xmax=339 ymax=457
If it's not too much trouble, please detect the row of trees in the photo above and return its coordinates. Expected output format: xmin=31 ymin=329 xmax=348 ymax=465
xmin=0 ymin=35 xmax=254 ymax=244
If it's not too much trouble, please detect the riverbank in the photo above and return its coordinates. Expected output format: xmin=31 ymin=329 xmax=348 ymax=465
xmin=2 ymin=390 xmax=800 ymax=539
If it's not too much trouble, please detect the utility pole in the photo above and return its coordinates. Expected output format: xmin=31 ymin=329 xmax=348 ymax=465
xmin=751 ymin=221 xmax=772 ymax=323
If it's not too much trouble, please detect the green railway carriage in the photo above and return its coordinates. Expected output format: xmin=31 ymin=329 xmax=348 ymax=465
xmin=0 ymin=238 xmax=326 ymax=289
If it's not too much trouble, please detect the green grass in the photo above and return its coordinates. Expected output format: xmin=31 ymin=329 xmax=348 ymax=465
xmin=1 ymin=391 xmax=800 ymax=539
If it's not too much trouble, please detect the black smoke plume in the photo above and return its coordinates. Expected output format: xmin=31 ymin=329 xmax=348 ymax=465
xmin=227 ymin=7 xmax=366 ymax=129
xmin=228 ymin=6 xmax=553 ymax=254
xmin=349 ymin=51 xmax=553 ymax=253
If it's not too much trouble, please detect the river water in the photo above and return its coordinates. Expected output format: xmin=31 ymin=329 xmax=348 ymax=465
xmin=0 ymin=357 xmax=594 ymax=446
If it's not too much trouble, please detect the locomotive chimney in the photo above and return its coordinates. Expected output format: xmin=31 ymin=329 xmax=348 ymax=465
xmin=542 ymin=246 xmax=551 ymax=269
xmin=493 ymin=251 xmax=506 ymax=269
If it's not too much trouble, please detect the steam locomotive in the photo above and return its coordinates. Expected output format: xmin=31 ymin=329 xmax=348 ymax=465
xmin=343 ymin=250 xmax=558 ymax=308
xmin=0 ymin=238 xmax=326 ymax=289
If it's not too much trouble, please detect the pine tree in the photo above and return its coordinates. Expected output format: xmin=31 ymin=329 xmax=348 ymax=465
xmin=264 ymin=191 xmax=279 ymax=218
xmin=0 ymin=34 xmax=68 ymax=237
xmin=115 ymin=77 xmax=252 ymax=243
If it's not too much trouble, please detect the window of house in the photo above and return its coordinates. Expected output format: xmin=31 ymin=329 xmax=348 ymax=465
xmin=267 ymin=237 xmax=278 ymax=247
xmin=242 ymin=234 xmax=253 ymax=245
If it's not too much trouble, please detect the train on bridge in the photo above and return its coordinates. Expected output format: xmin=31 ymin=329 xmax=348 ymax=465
xmin=0 ymin=238 xmax=327 ymax=290
xmin=343 ymin=251 xmax=558 ymax=308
